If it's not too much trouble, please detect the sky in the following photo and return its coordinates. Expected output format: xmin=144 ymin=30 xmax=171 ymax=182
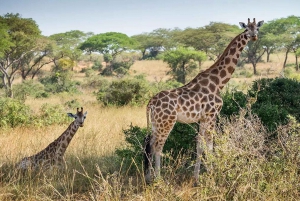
xmin=0 ymin=0 xmax=299 ymax=37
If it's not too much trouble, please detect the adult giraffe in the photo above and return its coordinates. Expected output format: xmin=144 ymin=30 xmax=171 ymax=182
xmin=144 ymin=18 xmax=264 ymax=183
xmin=17 ymin=107 xmax=87 ymax=171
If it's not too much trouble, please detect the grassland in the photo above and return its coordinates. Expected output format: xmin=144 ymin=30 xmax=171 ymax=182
xmin=0 ymin=52 xmax=299 ymax=200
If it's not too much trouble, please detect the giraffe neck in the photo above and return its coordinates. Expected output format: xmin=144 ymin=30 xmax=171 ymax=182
xmin=54 ymin=121 xmax=80 ymax=156
xmin=188 ymin=31 xmax=250 ymax=90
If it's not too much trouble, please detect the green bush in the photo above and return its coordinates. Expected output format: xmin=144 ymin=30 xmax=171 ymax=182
xmin=221 ymin=89 xmax=247 ymax=117
xmin=39 ymin=72 xmax=80 ymax=94
xmin=0 ymin=98 xmax=32 ymax=127
xmin=14 ymin=80 xmax=49 ymax=101
xmin=116 ymin=123 xmax=197 ymax=173
xmin=96 ymin=78 xmax=150 ymax=106
xmin=35 ymin=103 xmax=71 ymax=126
xmin=249 ymin=78 xmax=300 ymax=131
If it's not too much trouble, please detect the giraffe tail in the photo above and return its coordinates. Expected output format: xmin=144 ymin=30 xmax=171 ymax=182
xmin=144 ymin=134 xmax=151 ymax=173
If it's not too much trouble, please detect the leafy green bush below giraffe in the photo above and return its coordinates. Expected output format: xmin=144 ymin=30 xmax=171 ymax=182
xmin=221 ymin=78 xmax=300 ymax=132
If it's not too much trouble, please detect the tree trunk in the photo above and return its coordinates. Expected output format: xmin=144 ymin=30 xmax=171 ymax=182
xmin=283 ymin=49 xmax=289 ymax=69
xmin=252 ymin=62 xmax=257 ymax=75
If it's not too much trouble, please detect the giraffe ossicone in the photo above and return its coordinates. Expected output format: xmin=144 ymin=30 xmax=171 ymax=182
xmin=16 ymin=107 xmax=87 ymax=171
xmin=144 ymin=18 xmax=264 ymax=184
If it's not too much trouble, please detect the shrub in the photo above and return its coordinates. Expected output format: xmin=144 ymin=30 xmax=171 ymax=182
xmin=39 ymin=71 xmax=80 ymax=94
xmin=14 ymin=80 xmax=49 ymax=101
xmin=249 ymin=78 xmax=300 ymax=131
xmin=116 ymin=122 xmax=197 ymax=173
xmin=96 ymin=78 xmax=150 ymax=106
xmin=35 ymin=103 xmax=71 ymax=126
xmin=0 ymin=98 xmax=32 ymax=127
xmin=221 ymin=89 xmax=247 ymax=117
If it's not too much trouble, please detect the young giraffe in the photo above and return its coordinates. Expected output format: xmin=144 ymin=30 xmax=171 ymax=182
xmin=144 ymin=18 xmax=264 ymax=183
xmin=17 ymin=107 xmax=87 ymax=171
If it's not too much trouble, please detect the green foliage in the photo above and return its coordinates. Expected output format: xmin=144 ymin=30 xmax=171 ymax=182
xmin=91 ymin=60 xmax=103 ymax=71
xmin=35 ymin=103 xmax=71 ymax=126
xmin=82 ymin=75 xmax=110 ymax=90
xmin=13 ymin=80 xmax=49 ymax=101
xmin=116 ymin=122 xmax=197 ymax=172
xmin=221 ymin=90 xmax=247 ymax=117
xmin=161 ymin=47 xmax=206 ymax=84
xmin=39 ymin=71 xmax=80 ymax=94
xmin=249 ymin=78 xmax=300 ymax=131
xmin=96 ymin=78 xmax=150 ymax=106
xmin=0 ymin=98 xmax=32 ymax=127
xmin=79 ymin=32 xmax=136 ymax=57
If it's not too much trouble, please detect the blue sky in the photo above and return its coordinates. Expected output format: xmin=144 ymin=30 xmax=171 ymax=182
xmin=0 ymin=0 xmax=299 ymax=36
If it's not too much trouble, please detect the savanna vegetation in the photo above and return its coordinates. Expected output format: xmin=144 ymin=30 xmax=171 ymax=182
xmin=1 ymin=13 xmax=300 ymax=200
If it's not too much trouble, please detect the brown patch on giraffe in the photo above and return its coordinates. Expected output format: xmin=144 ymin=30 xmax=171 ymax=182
xmin=194 ymin=95 xmax=199 ymax=102
xmin=232 ymin=58 xmax=238 ymax=65
xmin=190 ymin=105 xmax=195 ymax=111
xmin=202 ymin=96 xmax=208 ymax=102
xmin=208 ymin=83 xmax=216 ymax=92
xmin=195 ymin=103 xmax=201 ymax=111
xmin=211 ymin=69 xmax=218 ymax=74
xmin=199 ymin=79 xmax=209 ymax=86
xmin=238 ymin=43 xmax=241 ymax=48
xmin=186 ymin=101 xmax=190 ymax=107
xmin=239 ymin=47 xmax=244 ymax=52
xmin=190 ymin=99 xmax=195 ymax=104
xmin=221 ymin=61 xmax=224 ymax=65
xmin=225 ymin=57 xmax=231 ymax=64
xmin=205 ymin=105 xmax=211 ymax=112
xmin=191 ymin=113 xmax=196 ymax=118
xmin=201 ymin=73 xmax=209 ymax=78
xmin=228 ymin=66 xmax=234 ymax=74
xmin=162 ymin=103 xmax=168 ymax=109
xmin=220 ymin=70 xmax=227 ymax=78
xmin=182 ymin=94 xmax=189 ymax=100
xmin=191 ymin=84 xmax=200 ymax=92
xmin=201 ymin=88 xmax=209 ymax=94
xmin=243 ymin=34 xmax=248 ymax=40
xmin=229 ymin=48 xmax=236 ymax=55
xmin=208 ymin=95 xmax=214 ymax=101
xmin=215 ymin=96 xmax=222 ymax=103
xmin=222 ymin=78 xmax=230 ymax=84
xmin=169 ymin=93 xmax=177 ymax=99
xmin=161 ymin=96 xmax=169 ymax=102
xmin=165 ymin=110 xmax=171 ymax=115
xmin=210 ymin=76 xmax=220 ymax=85
xmin=242 ymin=40 xmax=246 ymax=45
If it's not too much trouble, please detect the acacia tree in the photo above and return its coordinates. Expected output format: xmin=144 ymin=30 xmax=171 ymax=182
xmin=161 ymin=47 xmax=206 ymax=84
xmin=79 ymin=32 xmax=136 ymax=74
xmin=49 ymin=30 xmax=93 ymax=67
xmin=132 ymin=28 xmax=179 ymax=59
xmin=0 ymin=13 xmax=41 ymax=97
xmin=243 ymin=40 xmax=266 ymax=75
xmin=264 ymin=16 xmax=300 ymax=69
xmin=176 ymin=22 xmax=240 ymax=61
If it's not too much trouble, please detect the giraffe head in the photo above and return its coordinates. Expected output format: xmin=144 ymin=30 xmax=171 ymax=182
xmin=239 ymin=18 xmax=264 ymax=41
xmin=67 ymin=107 xmax=87 ymax=127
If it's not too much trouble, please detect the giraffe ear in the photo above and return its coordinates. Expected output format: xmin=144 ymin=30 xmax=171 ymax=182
xmin=67 ymin=113 xmax=76 ymax=118
xmin=257 ymin=20 xmax=264 ymax=28
xmin=239 ymin=22 xmax=247 ymax=29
